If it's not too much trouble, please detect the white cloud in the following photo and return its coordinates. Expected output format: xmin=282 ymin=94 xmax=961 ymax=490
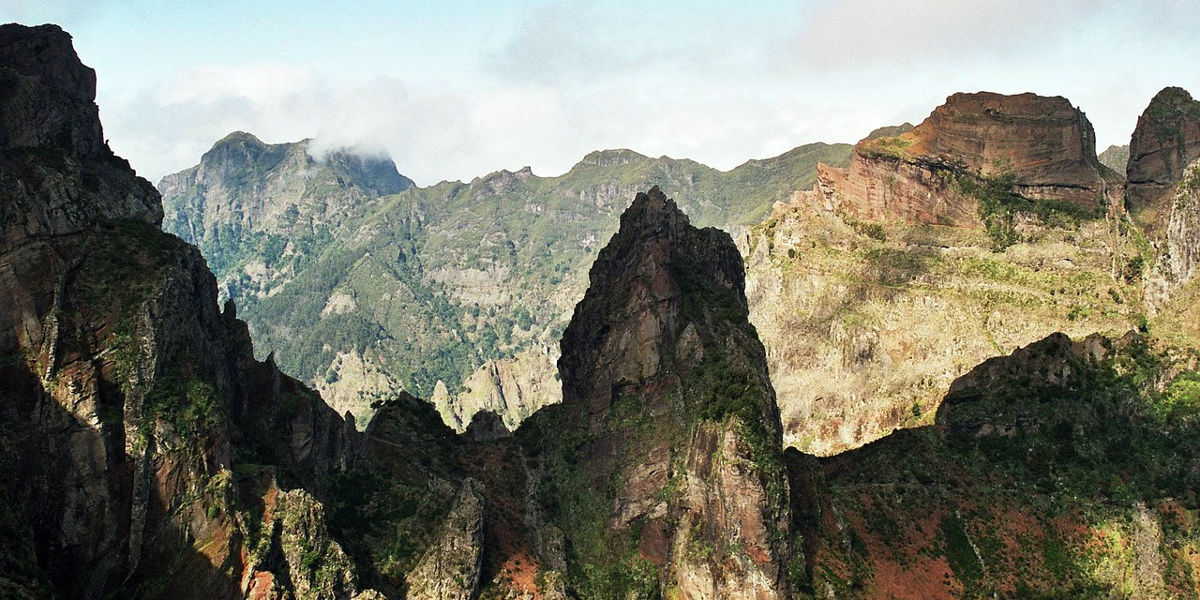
xmin=86 ymin=2 xmax=1200 ymax=187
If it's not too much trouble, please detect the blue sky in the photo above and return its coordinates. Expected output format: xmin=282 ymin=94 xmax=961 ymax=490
xmin=3 ymin=1 xmax=1199 ymax=185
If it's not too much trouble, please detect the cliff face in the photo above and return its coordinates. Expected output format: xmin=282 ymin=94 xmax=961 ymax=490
xmin=157 ymin=131 xmax=412 ymax=310
xmin=743 ymin=191 xmax=1138 ymax=454
xmin=743 ymin=91 xmax=1137 ymax=455
xmin=159 ymin=132 xmax=412 ymax=247
xmin=520 ymin=187 xmax=798 ymax=599
xmin=1126 ymin=87 xmax=1200 ymax=231
xmin=0 ymin=24 xmax=160 ymax=251
xmin=1099 ymin=144 xmax=1130 ymax=175
xmin=818 ymin=91 xmax=1113 ymax=227
xmin=0 ymin=24 xmax=373 ymax=600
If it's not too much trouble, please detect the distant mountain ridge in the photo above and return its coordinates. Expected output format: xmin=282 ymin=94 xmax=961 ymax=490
xmin=158 ymin=134 xmax=851 ymax=427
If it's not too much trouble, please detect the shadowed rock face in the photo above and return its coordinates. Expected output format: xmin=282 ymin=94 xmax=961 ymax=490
xmin=819 ymin=91 xmax=1111 ymax=226
xmin=0 ymin=23 xmax=372 ymax=600
xmin=521 ymin=186 xmax=797 ymax=599
xmin=1126 ymin=87 xmax=1200 ymax=232
xmin=0 ymin=24 xmax=160 ymax=252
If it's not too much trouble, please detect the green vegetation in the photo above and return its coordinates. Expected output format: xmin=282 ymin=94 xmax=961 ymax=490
xmin=164 ymin=142 xmax=852 ymax=402
xmin=940 ymin=514 xmax=982 ymax=586
xmin=955 ymin=172 xmax=1103 ymax=251
xmin=857 ymin=135 xmax=913 ymax=160
xmin=809 ymin=333 xmax=1200 ymax=597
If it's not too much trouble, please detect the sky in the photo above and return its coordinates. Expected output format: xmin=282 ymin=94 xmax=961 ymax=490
xmin=3 ymin=0 xmax=1199 ymax=186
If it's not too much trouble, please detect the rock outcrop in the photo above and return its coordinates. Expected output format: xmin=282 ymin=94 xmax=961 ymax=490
xmin=520 ymin=187 xmax=798 ymax=598
xmin=790 ymin=331 xmax=1200 ymax=598
xmin=157 ymin=130 xmax=412 ymax=307
xmin=741 ymin=90 xmax=1141 ymax=455
xmin=1125 ymin=87 xmax=1200 ymax=231
xmin=817 ymin=91 xmax=1112 ymax=226
xmin=0 ymin=23 xmax=160 ymax=252
xmin=0 ymin=23 xmax=374 ymax=600
xmin=1144 ymin=158 xmax=1200 ymax=319
xmin=1163 ymin=161 xmax=1200 ymax=289
xmin=158 ymin=127 xmax=851 ymax=434
xmin=159 ymin=131 xmax=411 ymax=249
xmin=404 ymin=478 xmax=485 ymax=600
xmin=431 ymin=343 xmax=561 ymax=432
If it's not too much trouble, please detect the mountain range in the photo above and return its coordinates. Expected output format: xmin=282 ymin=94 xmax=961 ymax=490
xmin=3 ymin=21 xmax=1200 ymax=600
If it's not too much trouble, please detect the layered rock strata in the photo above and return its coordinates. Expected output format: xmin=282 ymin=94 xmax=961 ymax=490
xmin=817 ymin=91 xmax=1113 ymax=227
xmin=1125 ymin=87 xmax=1200 ymax=232
xmin=0 ymin=23 xmax=375 ymax=600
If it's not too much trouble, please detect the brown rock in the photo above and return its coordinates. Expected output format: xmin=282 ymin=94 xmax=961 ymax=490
xmin=0 ymin=23 xmax=372 ymax=600
xmin=523 ymin=186 xmax=796 ymax=598
xmin=1125 ymin=87 xmax=1200 ymax=233
xmin=820 ymin=91 xmax=1111 ymax=226
xmin=405 ymin=478 xmax=486 ymax=600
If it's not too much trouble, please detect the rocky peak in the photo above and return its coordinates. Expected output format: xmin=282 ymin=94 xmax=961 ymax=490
xmin=815 ymin=90 xmax=1111 ymax=226
xmin=0 ymin=25 xmax=376 ymax=598
xmin=157 ymin=131 xmax=411 ymax=293
xmin=1099 ymin=143 xmax=1130 ymax=175
xmin=469 ymin=165 xmax=535 ymax=194
xmin=558 ymin=186 xmax=750 ymax=413
xmin=525 ymin=186 xmax=794 ymax=598
xmin=893 ymin=92 xmax=1104 ymax=194
xmin=864 ymin=122 xmax=915 ymax=140
xmin=0 ymin=23 xmax=100 ymax=157
xmin=0 ymin=23 xmax=160 ymax=249
xmin=1125 ymin=86 xmax=1200 ymax=229
xmin=317 ymin=146 xmax=414 ymax=196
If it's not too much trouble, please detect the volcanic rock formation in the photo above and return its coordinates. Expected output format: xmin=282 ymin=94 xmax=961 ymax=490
xmin=817 ymin=91 xmax=1114 ymax=226
xmin=519 ymin=187 xmax=799 ymax=598
xmin=1125 ymin=87 xmax=1200 ymax=232
xmin=0 ymin=23 xmax=373 ymax=600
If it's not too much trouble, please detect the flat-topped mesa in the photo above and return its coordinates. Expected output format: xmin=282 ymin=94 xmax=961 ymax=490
xmin=1126 ymin=87 xmax=1200 ymax=232
xmin=817 ymin=91 xmax=1110 ymax=226
xmin=0 ymin=23 xmax=160 ymax=249
xmin=525 ymin=186 xmax=795 ymax=599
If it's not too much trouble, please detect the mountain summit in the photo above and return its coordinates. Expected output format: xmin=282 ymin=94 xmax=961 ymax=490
xmin=521 ymin=186 xmax=798 ymax=598
xmin=820 ymin=91 xmax=1115 ymax=226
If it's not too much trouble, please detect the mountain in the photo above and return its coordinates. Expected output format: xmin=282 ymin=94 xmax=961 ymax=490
xmin=790 ymin=330 xmax=1200 ymax=597
xmin=8 ymin=23 xmax=1200 ymax=599
xmin=158 ymin=134 xmax=851 ymax=428
xmin=819 ymin=91 xmax=1117 ymax=228
xmin=0 ymin=24 xmax=373 ymax=599
xmin=517 ymin=187 xmax=798 ymax=598
xmin=1098 ymin=143 xmax=1130 ymax=175
xmin=159 ymin=131 xmax=413 ymax=302
xmin=1125 ymin=87 xmax=1200 ymax=234
xmin=744 ymin=90 xmax=1144 ymax=454
xmin=161 ymin=88 xmax=1200 ymax=463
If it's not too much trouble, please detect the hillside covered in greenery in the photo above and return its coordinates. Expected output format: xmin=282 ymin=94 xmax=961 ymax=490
xmin=160 ymin=138 xmax=851 ymax=425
